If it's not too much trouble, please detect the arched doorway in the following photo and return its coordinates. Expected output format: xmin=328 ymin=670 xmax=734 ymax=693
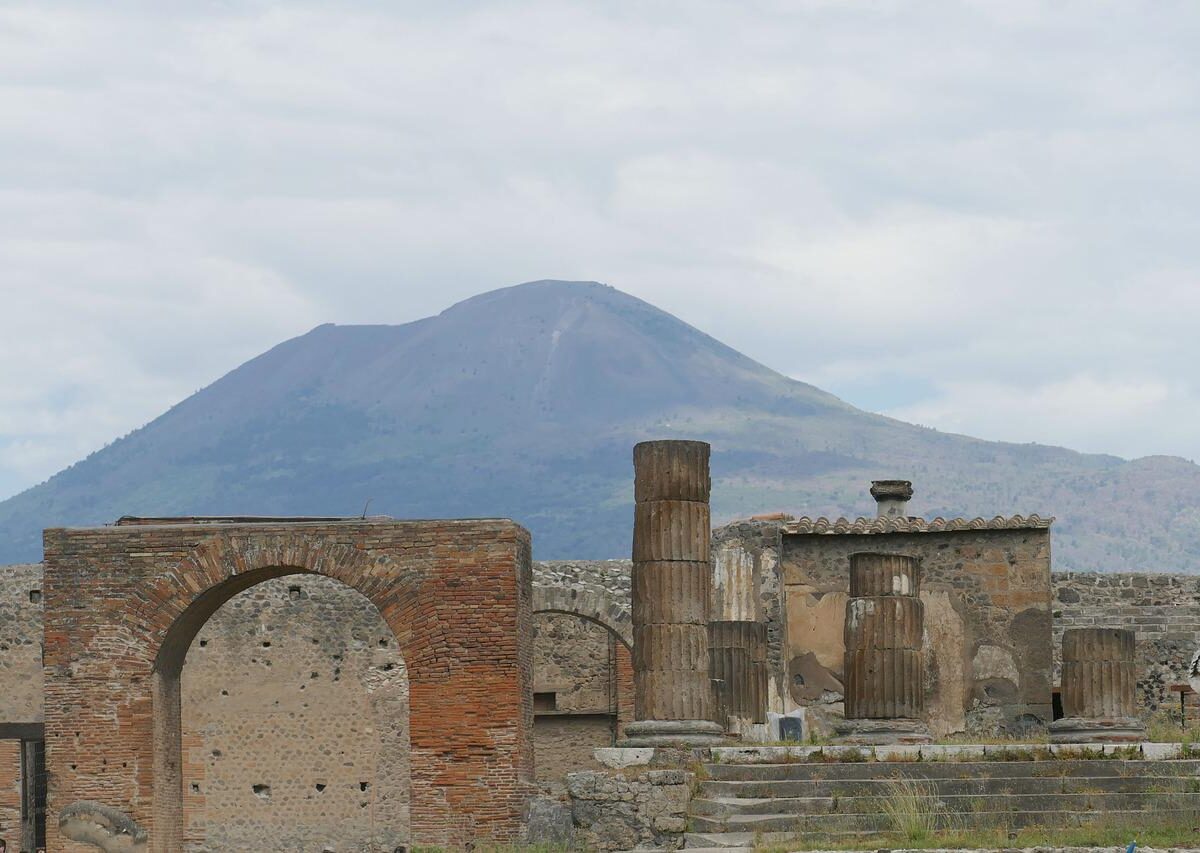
xmin=531 ymin=609 xmax=633 ymax=791
xmin=178 ymin=574 xmax=410 ymax=850
xmin=43 ymin=518 xmax=534 ymax=851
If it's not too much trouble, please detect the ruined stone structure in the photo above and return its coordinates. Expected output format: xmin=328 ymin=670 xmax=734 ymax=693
xmin=41 ymin=517 xmax=534 ymax=851
xmin=623 ymin=440 xmax=723 ymax=746
xmin=14 ymin=463 xmax=1200 ymax=846
xmin=710 ymin=540 xmax=768 ymax=737
xmin=713 ymin=482 xmax=1055 ymax=738
xmin=836 ymin=552 xmax=932 ymax=744
xmin=1050 ymin=627 xmax=1146 ymax=743
xmin=1053 ymin=571 xmax=1200 ymax=711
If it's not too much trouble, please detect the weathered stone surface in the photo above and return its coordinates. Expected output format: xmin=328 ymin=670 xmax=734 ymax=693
xmin=567 ymin=768 xmax=693 ymax=851
xmin=42 ymin=518 xmax=535 ymax=851
xmin=1051 ymin=626 xmax=1145 ymax=743
xmin=628 ymin=440 xmax=719 ymax=744
xmin=633 ymin=439 xmax=710 ymax=504
xmin=842 ymin=555 xmax=927 ymax=720
xmin=1053 ymin=570 xmax=1200 ymax=712
xmin=776 ymin=520 xmax=1053 ymax=737
xmin=59 ymin=801 xmax=148 ymax=852
xmin=525 ymin=796 xmax=575 ymax=844
xmin=710 ymin=620 xmax=768 ymax=725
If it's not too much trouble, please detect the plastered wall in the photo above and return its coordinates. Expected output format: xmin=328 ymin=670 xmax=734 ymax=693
xmin=781 ymin=528 xmax=1054 ymax=737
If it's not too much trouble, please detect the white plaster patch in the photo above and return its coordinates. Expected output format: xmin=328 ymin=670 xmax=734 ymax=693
xmin=892 ymin=574 xmax=912 ymax=595
xmin=971 ymin=643 xmax=1019 ymax=683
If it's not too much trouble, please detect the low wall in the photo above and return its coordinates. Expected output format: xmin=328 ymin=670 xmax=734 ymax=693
xmin=567 ymin=767 xmax=693 ymax=851
xmin=1053 ymin=571 xmax=1200 ymax=712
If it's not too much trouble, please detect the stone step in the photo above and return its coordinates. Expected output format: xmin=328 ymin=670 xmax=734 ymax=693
xmin=704 ymin=758 xmax=1200 ymax=781
xmin=687 ymin=806 xmax=1200 ymax=834
xmin=691 ymin=790 xmax=1200 ymax=817
xmin=698 ymin=773 xmax=1200 ymax=799
xmin=681 ymin=839 xmax=753 ymax=849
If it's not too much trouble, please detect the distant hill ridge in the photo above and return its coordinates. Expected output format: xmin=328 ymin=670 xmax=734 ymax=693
xmin=2 ymin=279 xmax=1199 ymax=571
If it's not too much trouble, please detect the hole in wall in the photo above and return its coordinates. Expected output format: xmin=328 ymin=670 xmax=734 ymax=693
xmin=29 ymin=589 xmax=41 ymax=603
xmin=315 ymin=783 xmax=326 ymax=793
xmin=252 ymin=784 xmax=271 ymax=800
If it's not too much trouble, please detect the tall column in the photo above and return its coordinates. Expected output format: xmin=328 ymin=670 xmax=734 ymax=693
xmin=621 ymin=440 xmax=724 ymax=746
xmin=836 ymin=552 xmax=932 ymax=744
xmin=1049 ymin=628 xmax=1145 ymax=743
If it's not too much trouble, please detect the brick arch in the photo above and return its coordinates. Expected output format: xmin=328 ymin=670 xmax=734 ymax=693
xmin=532 ymin=585 xmax=632 ymax=649
xmin=43 ymin=519 xmax=534 ymax=852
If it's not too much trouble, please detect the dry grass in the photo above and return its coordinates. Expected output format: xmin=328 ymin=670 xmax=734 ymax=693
xmin=879 ymin=777 xmax=943 ymax=843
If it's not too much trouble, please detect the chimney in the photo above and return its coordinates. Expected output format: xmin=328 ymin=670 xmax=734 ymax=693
xmin=870 ymin=480 xmax=913 ymax=519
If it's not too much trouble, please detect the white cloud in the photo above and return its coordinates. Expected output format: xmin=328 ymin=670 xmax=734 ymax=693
xmin=2 ymin=1 xmax=1200 ymax=498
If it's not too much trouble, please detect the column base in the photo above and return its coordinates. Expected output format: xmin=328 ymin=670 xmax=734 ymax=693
xmin=618 ymin=719 xmax=726 ymax=747
xmin=1048 ymin=716 xmax=1146 ymax=743
xmin=833 ymin=717 xmax=933 ymax=745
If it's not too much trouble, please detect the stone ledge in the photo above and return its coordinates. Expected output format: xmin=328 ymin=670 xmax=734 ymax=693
xmin=710 ymin=741 xmax=1197 ymax=764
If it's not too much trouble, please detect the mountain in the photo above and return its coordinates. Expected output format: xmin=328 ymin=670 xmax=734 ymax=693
xmin=3 ymin=280 xmax=1200 ymax=571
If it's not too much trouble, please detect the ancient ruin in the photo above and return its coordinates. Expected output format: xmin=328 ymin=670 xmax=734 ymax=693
xmin=41 ymin=517 xmax=534 ymax=851
xmin=1050 ymin=627 xmax=1147 ymax=743
xmin=836 ymin=552 xmax=932 ymax=744
xmin=3 ymin=447 xmax=1200 ymax=849
xmin=621 ymin=440 xmax=723 ymax=746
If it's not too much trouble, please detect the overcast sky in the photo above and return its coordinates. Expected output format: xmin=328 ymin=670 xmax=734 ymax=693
xmin=1 ymin=1 xmax=1198 ymax=502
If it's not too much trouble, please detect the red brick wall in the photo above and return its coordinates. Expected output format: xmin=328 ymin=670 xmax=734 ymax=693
xmin=614 ymin=640 xmax=635 ymax=739
xmin=42 ymin=518 xmax=534 ymax=851
xmin=0 ymin=739 xmax=20 ymax=844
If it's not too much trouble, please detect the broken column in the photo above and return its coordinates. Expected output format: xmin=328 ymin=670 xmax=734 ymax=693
xmin=621 ymin=440 xmax=724 ymax=746
xmin=836 ymin=552 xmax=932 ymax=744
xmin=1049 ymin=628 xmax=1145 ymax=743
xmin=710 ymin=540 xmax=768 ymax=735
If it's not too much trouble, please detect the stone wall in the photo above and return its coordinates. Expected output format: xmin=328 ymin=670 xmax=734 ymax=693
xmin=780 ymin=526 xmax=1053 ymax=737
xmin=181 ymin=574 xmax=409 ymax=852
xmin=567 ymin=768 xmax=692 ymax=850
xmin=1053 ymin=571 xmax=1200 ymax=713
xmin=0 ymin=740 xmax=21 ymax=844
xmin=0 ymin=564 xmax=43 ymax=726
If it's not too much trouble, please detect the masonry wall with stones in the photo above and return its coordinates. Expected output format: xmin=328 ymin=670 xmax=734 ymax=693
xmin=1053 ymin=571 xmax=1200 ymax=714
xmin=532 ymin=612 xmax=635 ymax=791
xmin=0 ymin=563 xmax=43 ymax=727
xmin=567 ymin=767 xmax=692 ymax=850
xmin=180 ymin=574 xmax=409 ymax=852
xmin=41 ymin=518 xmax=534 ymax=851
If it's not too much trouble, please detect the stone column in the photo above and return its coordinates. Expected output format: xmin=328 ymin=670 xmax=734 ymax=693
xmin=621 ymin=440 xmax=724 ymax=746
xmin=710 ymin=540 xmax=768 ymax=734
xmin=836 ymin=552 xmax=932 ymax=744
xmin=1049 ymin=628 xmax=1145 ymax=743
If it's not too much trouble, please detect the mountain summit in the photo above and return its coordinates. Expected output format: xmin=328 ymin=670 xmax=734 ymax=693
xmin=3 ymin=280 xmax=1199 ymax=570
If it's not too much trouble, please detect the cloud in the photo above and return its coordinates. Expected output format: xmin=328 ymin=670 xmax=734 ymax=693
xmin=1 ymin=1 xmax=1199 ymax=498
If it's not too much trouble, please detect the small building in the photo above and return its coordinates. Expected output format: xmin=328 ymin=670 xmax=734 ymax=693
xmin=712 ymin=481 xmax=1055 ymax=738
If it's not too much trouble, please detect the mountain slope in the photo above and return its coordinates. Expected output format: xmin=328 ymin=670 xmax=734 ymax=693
xmin=3 ymin=280 xmax=1200 ymax=570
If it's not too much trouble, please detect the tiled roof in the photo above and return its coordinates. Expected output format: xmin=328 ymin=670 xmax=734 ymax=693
xmin=781 ymin=514 xmax=1053 ymax=535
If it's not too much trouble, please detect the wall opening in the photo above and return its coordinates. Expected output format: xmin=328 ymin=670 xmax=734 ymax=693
xmin=158 ymin=570 xmax=410 ymax=853
xmin=532 ymin=611 xmax=633 ymax=791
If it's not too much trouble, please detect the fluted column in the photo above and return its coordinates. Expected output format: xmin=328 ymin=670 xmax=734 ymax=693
xmin=710 ymin=541 xmax=768 ymax=731
xmin=621 ymin=440 xmax=724 ymax=746
xmin=1049 ymin=628 xmax=1145 ymax=743
xmin=836 ymin=552 xmax=931 ymax=744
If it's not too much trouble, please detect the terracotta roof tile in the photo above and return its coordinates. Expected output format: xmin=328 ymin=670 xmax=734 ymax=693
xmin=781 ymin=514 xmax=1053 ymax=535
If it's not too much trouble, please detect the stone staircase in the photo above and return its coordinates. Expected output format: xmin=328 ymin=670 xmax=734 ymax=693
xmin=685 ymin=757 xmax=1200 ymax=848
